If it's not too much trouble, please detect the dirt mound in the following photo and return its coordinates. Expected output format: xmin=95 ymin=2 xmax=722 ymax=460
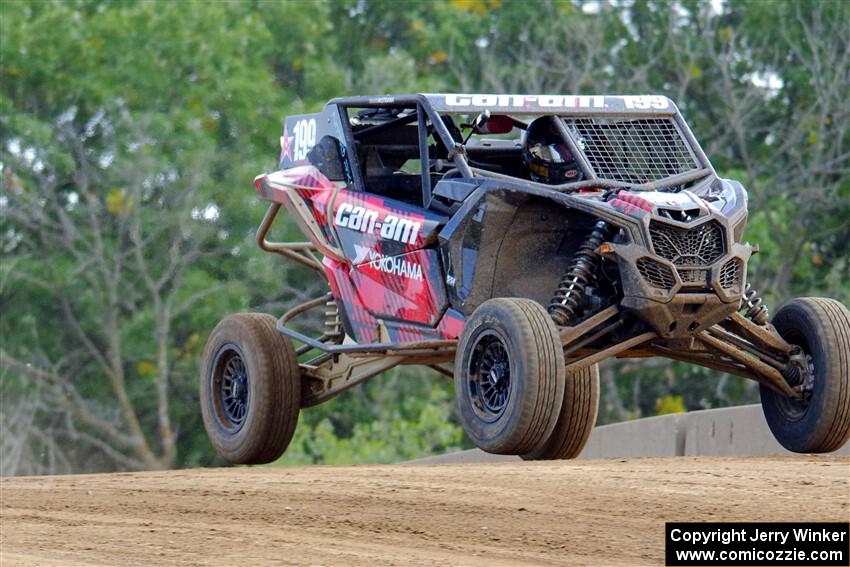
xmin=2 ymin=456 xmax=848 ymax=566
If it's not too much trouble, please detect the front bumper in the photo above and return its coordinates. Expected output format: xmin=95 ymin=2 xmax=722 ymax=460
xmin=609 ymin=214 xmax=753 ymax=338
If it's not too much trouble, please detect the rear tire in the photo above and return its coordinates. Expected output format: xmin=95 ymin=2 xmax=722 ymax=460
xmin=760 ymin=298 xmax=850 ymax=453
xmin=454 ymin=298 xmax=564 ymax=455
xmin=200 ymin=313 xmax=301 ymax=464
xmin=522 ymin=364 xmax=599 ymax=460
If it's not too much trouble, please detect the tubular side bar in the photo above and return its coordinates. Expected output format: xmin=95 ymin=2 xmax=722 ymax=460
xmin=257 ymin=204 xmax=324 ymax=272
xmin=275 ymin=317 xmax=456 ymax=354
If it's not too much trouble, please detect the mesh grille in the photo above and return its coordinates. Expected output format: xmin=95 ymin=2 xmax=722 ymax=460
xmin=567 ymin=118 xmax=699 ymax=184
xmin=637 ymin=257 xmax=676 ymax=289
xmin=649 ymin=220 xmax=725 ymax=267
xmin=719 ymin=258 xmax=743 ymax=289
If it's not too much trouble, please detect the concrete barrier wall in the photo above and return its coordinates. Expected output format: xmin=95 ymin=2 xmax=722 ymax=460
xmin=579 ymin=412 xmax=687 ymax=459
xmin=407 ymin=404 xmax=849 ymax=464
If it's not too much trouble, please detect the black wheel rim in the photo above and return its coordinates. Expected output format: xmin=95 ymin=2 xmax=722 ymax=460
xmin=467 ymin=330 xmax=512 ymax=422
xmin=211 ymin=344 xmax=249 ymax=431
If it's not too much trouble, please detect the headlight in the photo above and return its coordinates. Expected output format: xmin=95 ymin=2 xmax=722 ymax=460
xmin=714 ymin=179 xmax=748 ymax=216
xmin=698 ymin=179 xmax=749 ymax=242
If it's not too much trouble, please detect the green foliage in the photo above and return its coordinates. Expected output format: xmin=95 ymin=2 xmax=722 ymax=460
xmin=656 ymin=395 xmax=686 ymax=416
xmin=275 ymin=370 xmax=466 ymax=466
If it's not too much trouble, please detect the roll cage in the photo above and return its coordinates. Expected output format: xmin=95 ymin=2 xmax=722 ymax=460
xmin=328 ymin=93 xmax=717 ymax=210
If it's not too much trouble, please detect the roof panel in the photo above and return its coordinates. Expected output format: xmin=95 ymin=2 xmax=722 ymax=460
xmin=421 ymin=93 xmax=678 ymax=115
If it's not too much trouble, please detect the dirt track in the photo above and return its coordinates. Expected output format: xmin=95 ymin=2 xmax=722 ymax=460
xmin=2 ymin=456 xmax=848 ymax=566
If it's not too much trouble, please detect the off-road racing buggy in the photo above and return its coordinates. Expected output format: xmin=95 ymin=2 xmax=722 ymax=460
xmin=201 ymin=94 xmax=850 ymax=463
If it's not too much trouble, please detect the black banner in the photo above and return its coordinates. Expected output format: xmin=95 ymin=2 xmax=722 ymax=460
xmin=666 ymin=522 xmax=849 ymax=566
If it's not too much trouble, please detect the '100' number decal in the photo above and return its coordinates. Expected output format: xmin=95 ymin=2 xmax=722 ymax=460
xmin=334 ymin=203 xmax=421 ymax=245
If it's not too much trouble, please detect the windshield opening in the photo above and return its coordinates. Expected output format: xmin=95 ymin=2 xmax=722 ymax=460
xmin=434 ymin=111 xmax=706 ymax=191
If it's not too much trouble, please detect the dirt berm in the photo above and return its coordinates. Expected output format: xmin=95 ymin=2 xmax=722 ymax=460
xmin=2 ymin=456 xmax=848 ymax=566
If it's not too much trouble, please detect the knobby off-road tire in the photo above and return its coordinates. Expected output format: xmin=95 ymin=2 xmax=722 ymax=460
xmin=454 ymin=298 xmax=565 ymax=455
xmin=522 ymin=364 xmax=599 ymax=460
xmin=200 ymin=313 xmax=301 ymax=464
xmin=760 ymin=298 xmax=850 ymax=453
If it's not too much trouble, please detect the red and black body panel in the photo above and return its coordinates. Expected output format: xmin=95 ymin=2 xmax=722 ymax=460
xmin=255 ymin=166 xmax=462 ymax=344
xmin=324 ymin=188 xmax=451 ymax=342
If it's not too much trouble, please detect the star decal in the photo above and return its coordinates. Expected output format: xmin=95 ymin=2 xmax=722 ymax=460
xmin=280 ymin=125 xmax=293 ymax=162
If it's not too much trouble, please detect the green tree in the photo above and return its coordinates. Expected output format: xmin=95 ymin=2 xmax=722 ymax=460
xmin=1 ymin=0 xmax=293 ymax=472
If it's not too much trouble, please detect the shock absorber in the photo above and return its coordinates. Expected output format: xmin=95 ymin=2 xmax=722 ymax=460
xmin=548 ymin=220 xmax=613 ymax=326
xmin=739 ymin=282 xmax=769 ymax=325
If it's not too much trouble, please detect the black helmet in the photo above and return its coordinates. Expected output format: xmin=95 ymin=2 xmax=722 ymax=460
xmin=522 ymin=117 xmax=582 ymax=184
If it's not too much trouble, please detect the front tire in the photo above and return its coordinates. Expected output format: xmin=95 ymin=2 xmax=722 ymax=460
xmin=522 ymin=364 xmax=599 ymax=460
xmin=200 ymin=313 xmax=301 ymax=464
xmin=454 ymin=298 xmax=564 ymax=455
xmin=760 ymin=298 xmax=850 ymax=453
